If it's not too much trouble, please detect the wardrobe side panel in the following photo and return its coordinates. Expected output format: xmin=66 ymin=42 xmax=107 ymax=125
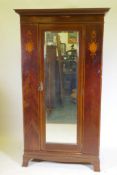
xmin=21 ymin=24 xmax=40 ymax=151
xmin=83 ymin=23 xmax=103 ymax=155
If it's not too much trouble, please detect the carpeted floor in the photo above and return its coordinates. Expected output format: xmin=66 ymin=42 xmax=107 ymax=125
xmin=47 ymin=96 xmax=77 ymax=124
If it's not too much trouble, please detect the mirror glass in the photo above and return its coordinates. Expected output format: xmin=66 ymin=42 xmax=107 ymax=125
xmin=44 ymin=31 xmax=79 ymax=143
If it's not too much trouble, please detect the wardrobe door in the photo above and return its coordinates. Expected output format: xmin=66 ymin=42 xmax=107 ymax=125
xmin=38 ymin=24 xmax=84 ymax=151
xmin=21 ymin=24 xmax=40 ymax=151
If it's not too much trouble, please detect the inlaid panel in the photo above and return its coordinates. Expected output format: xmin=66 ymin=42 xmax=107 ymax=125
xmin=21 ymin=24 xmax=40 ymax=151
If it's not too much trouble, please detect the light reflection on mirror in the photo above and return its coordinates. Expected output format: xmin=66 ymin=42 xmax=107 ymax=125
xmin=44 ymin=31 xmax=79 ymax=144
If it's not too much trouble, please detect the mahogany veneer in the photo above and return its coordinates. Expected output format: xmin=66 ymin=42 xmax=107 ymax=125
xmin=15 ymin=8 xmax=109 ymax=171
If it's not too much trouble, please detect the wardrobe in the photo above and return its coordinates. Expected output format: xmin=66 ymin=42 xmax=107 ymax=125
xmin=15 ymin=8 xmax=109 ymax=171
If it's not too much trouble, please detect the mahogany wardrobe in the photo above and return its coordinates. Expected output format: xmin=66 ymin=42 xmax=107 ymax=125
xmin=15 ymin=8 xmax=109 ymax=171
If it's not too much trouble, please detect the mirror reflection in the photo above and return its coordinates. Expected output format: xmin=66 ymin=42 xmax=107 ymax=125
xmin=44 ymin=31 xmax=79 ymax=143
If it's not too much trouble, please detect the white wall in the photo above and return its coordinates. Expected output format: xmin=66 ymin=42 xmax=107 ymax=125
xmin=0 ymin=0 xmax=117 ymax=151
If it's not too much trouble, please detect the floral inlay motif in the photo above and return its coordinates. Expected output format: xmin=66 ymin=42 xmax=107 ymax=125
xmin=25 ymin=30 xmax=34 ymax=54
xmin=88 ymin=30 xmax=98 ymax=59
xmin=25 ymin=41 xmax=34 ymax=53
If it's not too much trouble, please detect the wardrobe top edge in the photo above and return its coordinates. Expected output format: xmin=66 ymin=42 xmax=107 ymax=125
xmin=14 ymin=8 xmax=110 ymax=16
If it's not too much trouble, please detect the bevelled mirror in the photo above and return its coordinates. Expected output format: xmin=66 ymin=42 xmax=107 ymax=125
xmin=44 ymin=31 xmax=79 ymax=144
